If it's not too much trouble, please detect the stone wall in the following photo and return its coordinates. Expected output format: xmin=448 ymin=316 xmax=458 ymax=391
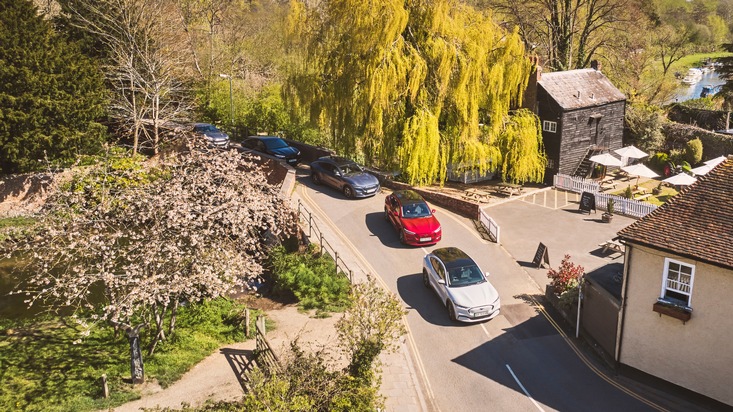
xmin=666 ymin=104 xmax=728 ymax=131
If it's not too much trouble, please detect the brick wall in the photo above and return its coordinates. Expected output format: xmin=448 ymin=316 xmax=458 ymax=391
xmin=379 ymin=179 xmax=480 ymax=220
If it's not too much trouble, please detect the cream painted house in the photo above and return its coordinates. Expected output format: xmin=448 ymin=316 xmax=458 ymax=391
xmin=615 ymin=156 xmax=733 ymax=407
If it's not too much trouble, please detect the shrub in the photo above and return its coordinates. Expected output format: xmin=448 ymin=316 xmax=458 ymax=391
xmin=269 ymin=245 xmax=351 ymax=312
xmin=648 ymin=152 xmax=669 ymax=174
xmin=547 ymin=254 xmax=584 ymax=296
xmin=685 ymin=138 xmax=703 ymax=165
xmin=624 ymin=185 xmax=633 ymax=199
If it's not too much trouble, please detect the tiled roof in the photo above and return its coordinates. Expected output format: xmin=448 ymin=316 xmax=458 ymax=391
xmin=617 ymin=157 xmax=733 ymax=269
xmin=539 ymin=69 xmax=626 ymax=110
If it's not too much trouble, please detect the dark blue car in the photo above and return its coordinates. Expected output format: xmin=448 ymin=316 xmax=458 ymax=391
xmin=240 ymin=136 xmax=301 ymax=165
xmin=310 ymin=156 xmax=381 ymax=198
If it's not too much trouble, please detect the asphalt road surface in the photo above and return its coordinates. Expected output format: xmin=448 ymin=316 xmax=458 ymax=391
xmin=294 ymin=171 xmax=663 ymax=412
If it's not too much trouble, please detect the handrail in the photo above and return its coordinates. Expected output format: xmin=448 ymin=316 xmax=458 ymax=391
xmin=296 ymin=200 xmax=354 ymax=283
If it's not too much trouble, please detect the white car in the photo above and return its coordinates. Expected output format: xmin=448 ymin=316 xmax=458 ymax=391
xmin=422 ymin=247 xmax=501 ymax=323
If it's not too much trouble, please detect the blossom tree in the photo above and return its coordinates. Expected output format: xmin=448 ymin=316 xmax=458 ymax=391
xmin=11 ymin=140 xmax=296 ymax=357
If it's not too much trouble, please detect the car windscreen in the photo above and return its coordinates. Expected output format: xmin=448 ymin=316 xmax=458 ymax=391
xmin=401 ymin=201 xmax=431 ymax=218
xmin=195 ymin=125 xmax=218 ymax=133
xmin=447 ymin=265 xmax=485 ymax=287
xmin=340 ymin=163 xmax=364 ymax=176
xmin=263 ymin=138 xmax=289 ymax=150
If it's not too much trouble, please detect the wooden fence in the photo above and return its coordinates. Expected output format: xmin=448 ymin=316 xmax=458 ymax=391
xmin=554 ymin=174 xmax=600 ymax=194
xmin=479 ymin=209 xmax=500 ymax=243
xmin=254 ymin=315 xmax=281 ymax=376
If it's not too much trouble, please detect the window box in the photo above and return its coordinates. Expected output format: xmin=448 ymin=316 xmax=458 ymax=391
xmin=653 ymin=299 xmax=692 ymax=323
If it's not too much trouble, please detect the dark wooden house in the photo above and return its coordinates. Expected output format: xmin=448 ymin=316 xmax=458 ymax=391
xmin=524 ymin=61 xmax=626 ymax=183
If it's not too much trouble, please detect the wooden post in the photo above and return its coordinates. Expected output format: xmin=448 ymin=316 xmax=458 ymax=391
xmin=245 ymin=308 xmax=250 ymax=337
xmin=101 ymin=374 xmax=109 ymax=398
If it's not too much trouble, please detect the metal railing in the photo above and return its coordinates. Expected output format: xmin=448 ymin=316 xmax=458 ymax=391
xmin=479 ymin=209 xmax=500 ymax=243
xmin=296 ymin=200 xmax=354 ymax=283
xmin=554 ymin=174 xmax=657 ymax=218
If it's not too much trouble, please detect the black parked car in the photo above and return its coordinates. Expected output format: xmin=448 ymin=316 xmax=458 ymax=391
xmin=310 ymin=156 xmax=381 ymax=198
xmin=240 ymin=136 xmax=301 ymax=165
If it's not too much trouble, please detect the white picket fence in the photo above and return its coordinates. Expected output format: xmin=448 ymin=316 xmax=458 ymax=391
xmin=554 ymin=174 xmax=657 ymax=218
xmin=479 ymin=209 xmax=500 ymax=243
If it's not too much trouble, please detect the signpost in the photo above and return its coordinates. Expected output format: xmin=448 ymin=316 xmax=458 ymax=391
xmin=579 ymin=191 xmax=596 ymax=214
xmin=532 ymin=242 xmax=550 ymax=269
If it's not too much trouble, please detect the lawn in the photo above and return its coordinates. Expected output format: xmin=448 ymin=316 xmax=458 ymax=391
xmin=0 ymin=298 xmax=254 ymax=412
xmin=609 ymin=180 xmax=680 ymax=206
xmin=672 ymin=51 xmax=733 ymax=72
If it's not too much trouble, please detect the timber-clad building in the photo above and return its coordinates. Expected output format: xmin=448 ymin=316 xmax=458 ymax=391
xmin=524 ymin=61 xmax=627 ymax=183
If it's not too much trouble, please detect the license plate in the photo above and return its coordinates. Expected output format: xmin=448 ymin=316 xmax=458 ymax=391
xmin=473 ymin=311 xmax=488 ymax=317
xmin=419 ymin=237 xmax=431 ymax=242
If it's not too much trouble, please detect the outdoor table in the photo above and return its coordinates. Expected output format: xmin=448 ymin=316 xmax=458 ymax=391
xmin=496 ymin=182 xmax=522 ymax=197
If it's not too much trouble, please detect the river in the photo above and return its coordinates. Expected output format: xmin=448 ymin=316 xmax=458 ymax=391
xmin=670 ymin=69 xmax=726 ymax=103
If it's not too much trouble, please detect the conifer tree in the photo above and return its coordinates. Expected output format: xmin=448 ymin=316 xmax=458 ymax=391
xmin=0 ymin=0 xmax=107 ymax=174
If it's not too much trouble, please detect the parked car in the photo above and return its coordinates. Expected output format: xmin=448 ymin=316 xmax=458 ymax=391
xmin=310 ymin=156 xmax=381 ymax=198
xmin=385 ymin=190 xmax=442 ymax=246
xmin=192 ymin=123 xmax=230 ymax=149
xmin=422 ymin=247 xmax=500 ymax=322
xmin=240 ymin=136 xmax=301 ymax=165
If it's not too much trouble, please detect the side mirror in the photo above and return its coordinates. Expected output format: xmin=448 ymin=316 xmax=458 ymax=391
xmin=437 ymin=279 xmax=446 ymax=285
xmin=485 ymin=272 xmax=490 ymax=278
xmin=333 ymin=171 xmax=341 ymax=177
xmin=431 ymin=209 xmax=436 ymax=214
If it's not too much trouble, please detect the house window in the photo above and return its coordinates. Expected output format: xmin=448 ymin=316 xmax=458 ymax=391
xmin=542 ymin=120 xmax=557 ymax=133
xmin=661 ymin=258 xmax=695 ymax=307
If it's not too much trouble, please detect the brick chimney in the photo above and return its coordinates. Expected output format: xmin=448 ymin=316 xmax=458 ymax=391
xmin=523 ymin=56 xmax=541 ymax=114
xmin=591 ymin=60 xmax=601 ymax=71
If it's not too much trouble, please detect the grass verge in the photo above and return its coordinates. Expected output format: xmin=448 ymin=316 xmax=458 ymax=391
xmin=0 ymin=297 xmax=254 ymax=412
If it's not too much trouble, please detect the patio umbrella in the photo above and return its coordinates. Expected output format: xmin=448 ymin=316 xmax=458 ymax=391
xmin=704 ymin=156 xmax=726 ymax=167
xmin=614 ymin=145 xmax=649 ymax=165
xmin=663 ymin=173 xmax=697 ymax=186
xmin=621 ymin=163 xmax=659 ymax=186
xmin=589 ymin=153 xmax=622 ymax=167
xmin=691 ymin=164 xmax=713 ymax=176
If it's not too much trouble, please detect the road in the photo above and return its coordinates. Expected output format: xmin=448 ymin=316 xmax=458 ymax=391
xmin=293 ymin=170 xmax=664 ymax=412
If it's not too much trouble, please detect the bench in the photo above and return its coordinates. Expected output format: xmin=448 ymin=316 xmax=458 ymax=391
xmin=599 ymin=240 xmax=624 ymax=254
xmin=462 ymin=188 xmax=492 ymax=203
xmin=635 ymin=193 xmax=652 ymax=201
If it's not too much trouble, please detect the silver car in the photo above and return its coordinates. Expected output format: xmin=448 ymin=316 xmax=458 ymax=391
xmin=193 ymin=123 xmax=230 ymax=149
xmin=422 ymin=247 xmax=500 ymax=322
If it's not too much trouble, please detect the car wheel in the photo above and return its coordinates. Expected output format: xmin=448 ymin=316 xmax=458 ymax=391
xmin=384 ymin=207 xmax=389 ymax=221
xmin=447 ymin=301 xmax=458 ymax=322
xmin=422 ymin=269 xmax=430 ymax=288
xmin=399 ymin=229 xmax=405 ymax=244
xmin=343 ymin=185 xmax=354 ymax=198
xmin=312 ymin=172 xmax=321 ymax=185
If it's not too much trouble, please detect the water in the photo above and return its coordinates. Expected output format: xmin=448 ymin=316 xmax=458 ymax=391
xmin=670 ymin=70 xmax=726 ymax=103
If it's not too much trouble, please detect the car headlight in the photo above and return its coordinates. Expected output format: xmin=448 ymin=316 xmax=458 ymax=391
xmin=453 ymin=302 xmax=469 ymax=310
xmin=433 ymin=227 xmax=441 ymax=233
xmin=404 ymin=229 xmax=416 ymax=235
xmin=274 ymin=154 xmax=285 ymax=158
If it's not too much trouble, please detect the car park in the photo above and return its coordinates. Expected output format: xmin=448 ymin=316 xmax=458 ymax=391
xmin=385 ymin=190 xmax=442 ymax=246
xmin=240 ymin=136 xmax=302 ymax=165
xmin=422 ymin=247 xmax=500 ymax=322
xmin=310 ymin=156 xmax=381 ymax=198
xmin=193 ymin=123 xmax=230 ymax=149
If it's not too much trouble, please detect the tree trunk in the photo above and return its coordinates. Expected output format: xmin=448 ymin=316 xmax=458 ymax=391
xmin=168 ymin=300 xmax=179 ymax=337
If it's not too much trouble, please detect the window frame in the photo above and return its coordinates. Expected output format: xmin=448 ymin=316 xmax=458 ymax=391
xmin=660 ymin=258 xmax=695 ymax=307
xmin=542 ymin=120 xmax=557 ymax=133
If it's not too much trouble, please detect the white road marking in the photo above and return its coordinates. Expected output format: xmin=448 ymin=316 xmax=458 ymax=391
xmin=506 ymin=364 xmax=545 ymax=412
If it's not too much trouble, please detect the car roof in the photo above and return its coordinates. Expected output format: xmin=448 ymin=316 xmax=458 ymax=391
xmin=432 ymin=247 xmax=476 ymax=269
xmin=194 ymin=122 xmax=214 ymax=127
xmin=316 ymin=156 xmax=358 ymax=167
xmin=246 ymin=135 xmax=283 ymax=141
xmin=394 ymin=190 xmax=426 ymax=204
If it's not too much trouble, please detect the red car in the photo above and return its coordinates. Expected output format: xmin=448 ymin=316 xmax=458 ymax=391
xmin=384 ymin=190 xmax=442 ymax=246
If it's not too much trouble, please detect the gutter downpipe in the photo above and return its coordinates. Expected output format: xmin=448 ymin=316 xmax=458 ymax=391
xmin=614 ymin=241 xmax=631 ymax=365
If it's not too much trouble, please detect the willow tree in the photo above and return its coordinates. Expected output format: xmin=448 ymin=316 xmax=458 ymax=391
xmin=285 ymin=0 xmax=541 ymax=185
xmin=494 ymin=109 xmax=546 ymax=184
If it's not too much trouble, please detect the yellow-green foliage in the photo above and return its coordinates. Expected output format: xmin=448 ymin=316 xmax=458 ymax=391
xmin=494 ymin=109 xmax=547 ymax=184
xmin=286 ymin=0 xmax=536 ymax=185
xmin=685 ymin=138 xmax=703 ymax=165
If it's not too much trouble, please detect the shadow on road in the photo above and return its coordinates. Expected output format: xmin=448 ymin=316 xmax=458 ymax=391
xmin=364 ymin=212 xmax=416 ymax=249
xmin=396 ymin=273 xmax=475 ymax=327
